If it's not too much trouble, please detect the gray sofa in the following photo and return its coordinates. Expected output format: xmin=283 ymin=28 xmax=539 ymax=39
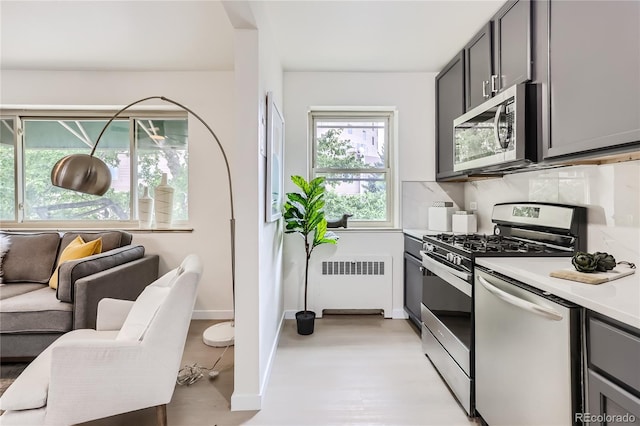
xmin=0 ymin=231 xmax=159 ymax=360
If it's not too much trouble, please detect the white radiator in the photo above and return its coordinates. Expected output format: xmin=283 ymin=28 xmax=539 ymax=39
xmin=309 ymin=256 xmax=393 ymax=318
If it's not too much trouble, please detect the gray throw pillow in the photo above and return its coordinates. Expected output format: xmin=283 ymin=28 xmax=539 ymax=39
xmin=0 ymin=234 xmax=11 ymax=284
xmin=60 ymin=231 xmax=127 ymax=254
xmin=1 ymin=232 xmax=61 ymax=284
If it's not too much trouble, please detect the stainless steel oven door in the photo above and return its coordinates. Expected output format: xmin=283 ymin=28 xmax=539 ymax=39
xmin=420 ymin=251 xmax=474 ymax=415
xmin=420 ymin=252 xmax=472 ymax=373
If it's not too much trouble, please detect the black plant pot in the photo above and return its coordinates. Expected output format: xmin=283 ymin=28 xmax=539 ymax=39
xmin=295 ymin=310 xmax=316 ymax=335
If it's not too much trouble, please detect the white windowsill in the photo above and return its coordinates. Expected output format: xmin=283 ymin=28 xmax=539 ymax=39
xmin=329 ymin=228 xmax=402 ymax=233
xmin=0 ymin=222 xmax=193 ymax=233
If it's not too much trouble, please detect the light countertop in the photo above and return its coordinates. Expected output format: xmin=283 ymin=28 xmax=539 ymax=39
xmin=403 ymin=229 xmax=427 ymax=240
xmin=476 ymin=257 xmax=640 ymax=330
xmin=403 ymin=228 xmax=436 ymax=240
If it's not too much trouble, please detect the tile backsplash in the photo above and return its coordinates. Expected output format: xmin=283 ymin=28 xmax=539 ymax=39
xmin=464 ymin=160 xmax=640 ymax=262
xmin=402 ymin=181 xmax=464 ymax=230
xmin=403 ymin=161 xmax=640 ymax=261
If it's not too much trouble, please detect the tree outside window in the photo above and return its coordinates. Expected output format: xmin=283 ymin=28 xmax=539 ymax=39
xmin=311 ymin=112 xmax=393 ymax=227
xmin=0 ymin=114 xmax=188 ymax=224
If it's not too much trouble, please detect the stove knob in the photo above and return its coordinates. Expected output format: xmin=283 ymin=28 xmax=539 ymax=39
xmin=455 ymin=256 xmax=462 ymax=266
xmin=446 ymin=253 xmax=453 ymax=262
xmin=423 ymin=243 xmax=434 ymax=252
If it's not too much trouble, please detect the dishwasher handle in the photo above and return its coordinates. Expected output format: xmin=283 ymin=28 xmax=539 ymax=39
xmin=477 ymin=275 xmax=564 ymax=321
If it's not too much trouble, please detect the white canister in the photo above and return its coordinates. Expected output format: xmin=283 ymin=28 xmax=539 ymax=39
xmin=138 ymin=186 xmax=154 ymax=228
xmin=154 ymin=173 xmax=174 ymax=228
xmin=428 ymin=206 xmax=456 ymax=231
xmin=452 ymin=212 xmax=478 ymax=234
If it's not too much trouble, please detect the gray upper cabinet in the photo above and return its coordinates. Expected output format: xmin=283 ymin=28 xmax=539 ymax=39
xmin=436 ymin=51 xmax=466 ymax=181
xmin=545 ymin=0 xmax=640 ymax=159
xmin=465 ymin=23 xmax=493 ymax=111
xmin=464 ymin=1 xmax=531 ymax=111
xmin=493 ymin=0 xmax=532 ymax=93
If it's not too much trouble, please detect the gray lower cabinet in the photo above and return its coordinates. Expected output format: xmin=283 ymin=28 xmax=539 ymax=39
xmin=546 ymin=0 xmax=640 ymax=159
xmin=403 ymin=235 xmax=423 ymax=327
xmin=588 ymin=370 xmax=640 ymax=426
xmin=435 ymin=51 xmax=465 ymax=181
xmin=587 ymin=313 xmax=640 ymax=425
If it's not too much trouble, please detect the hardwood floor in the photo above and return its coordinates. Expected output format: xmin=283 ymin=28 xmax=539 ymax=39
xmin=82 ymin=316 xmax=477 ymax=425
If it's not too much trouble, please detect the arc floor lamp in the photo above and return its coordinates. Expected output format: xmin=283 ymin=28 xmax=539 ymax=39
xmin=51 ymin=96 xmax=236 ymax=347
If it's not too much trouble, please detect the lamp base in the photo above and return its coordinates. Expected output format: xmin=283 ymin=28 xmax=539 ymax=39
xmin=203 ymin=321 xmax=235 ymax=347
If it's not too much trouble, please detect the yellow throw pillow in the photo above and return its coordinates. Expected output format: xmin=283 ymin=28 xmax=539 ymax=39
xmin=49 ymin=236 xmax=103 ymax=289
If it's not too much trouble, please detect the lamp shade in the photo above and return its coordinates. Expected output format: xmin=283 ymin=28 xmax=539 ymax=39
xmin=51 ymin=154 xmax=112 ymax=196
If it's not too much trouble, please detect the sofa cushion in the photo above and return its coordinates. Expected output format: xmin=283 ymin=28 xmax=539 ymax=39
xmin=49 ymin=236 xmax=103 ymax=290
xmin=0 ymin=232 xmax=60 ymax=284
xmin=60 ymin=231 xmax=129 ymax=254
xmin=0 ymin=283 xmax=45 ymax=301
xmin=0 ymin=287 xmax=73 ymax=333
xmin=116 ymin=285 xmax=170 ymax=341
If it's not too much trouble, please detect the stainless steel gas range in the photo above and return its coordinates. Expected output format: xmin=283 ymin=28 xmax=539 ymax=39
xmin=419 ymin=202 xmax=587 ymax=416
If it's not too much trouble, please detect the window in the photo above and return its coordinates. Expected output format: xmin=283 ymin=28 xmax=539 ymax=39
xmin=0 ymin=118 xmax=16 ymax=222
xmin=0 ymin=110 xmax=188 ymax=225
xmin=310 ymin=110 xmax=395 ymax=227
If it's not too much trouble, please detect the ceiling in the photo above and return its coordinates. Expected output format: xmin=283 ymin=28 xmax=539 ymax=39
xmin=0 ymin=0 xmax=505 ymax=73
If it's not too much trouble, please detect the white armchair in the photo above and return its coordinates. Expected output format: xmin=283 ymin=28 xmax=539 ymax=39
xmin=0 ymin=254 xmax=203 ymax=426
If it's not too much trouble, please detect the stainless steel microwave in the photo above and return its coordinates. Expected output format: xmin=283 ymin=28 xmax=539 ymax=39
xmin=453 ymin=84 xmax=539 ymax=173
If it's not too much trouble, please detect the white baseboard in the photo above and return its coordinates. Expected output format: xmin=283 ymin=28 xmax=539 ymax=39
xmin=259 ymin=311 xmax=285 ymax=401
xmin=286 ymin=309 xmax=407 ymax=320
xmin=191 ymin=310 xmax=234 ymax=320
xmin=230 ymin=393 xmax=262 ymax=411
xmin=392 ymin=308 xmax=409 ymax=319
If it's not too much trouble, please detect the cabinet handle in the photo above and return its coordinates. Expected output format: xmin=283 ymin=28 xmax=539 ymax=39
xmin=491 ymin=75 xmax=499 ymax=93
xmin=478 ymin=275 xmax=564 ymax=321
xmin=482 ymin=80 xmax=489 ymax=98
xmin=419 ymin=266 xmax=425 ymax=273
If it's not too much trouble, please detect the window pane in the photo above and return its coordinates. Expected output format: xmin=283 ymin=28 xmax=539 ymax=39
xmin=0 ymin=118 xmax=15 ymax=221
xmin=23 ymin=119 xmax=130 ymax=220
xmin=135 ymin=119 xmax=188 ymax=221
xmin=315 ymin=120 xmax=386 ymax=169
xmin=317 ymin=172 xmax=387 ymax=221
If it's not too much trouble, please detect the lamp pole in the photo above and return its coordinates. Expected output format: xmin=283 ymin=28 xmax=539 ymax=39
xmin=52 ymin=96 xmax=236 ymax=346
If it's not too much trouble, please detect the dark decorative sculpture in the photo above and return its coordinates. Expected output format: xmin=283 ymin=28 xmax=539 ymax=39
xmin=327 ymin=214 xmax=353 ymax=228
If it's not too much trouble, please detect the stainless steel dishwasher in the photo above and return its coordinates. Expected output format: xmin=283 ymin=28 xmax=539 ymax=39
xmin=474 ymin=266 xmax=583 ymax=426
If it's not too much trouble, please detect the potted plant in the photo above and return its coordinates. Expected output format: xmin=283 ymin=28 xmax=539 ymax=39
xmin=283 ymin=175 xmax=338 ymax=335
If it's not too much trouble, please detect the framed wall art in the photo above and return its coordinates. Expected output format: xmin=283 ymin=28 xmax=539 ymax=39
xmin=266 ymin=91 xmax=284 ymax=222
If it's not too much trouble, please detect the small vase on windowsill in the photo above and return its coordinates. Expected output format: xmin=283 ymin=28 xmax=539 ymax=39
xmin=138 ymin=186 xmax=154 ymax=229
xmin=154 ymin=173 xmax=174 ymax=229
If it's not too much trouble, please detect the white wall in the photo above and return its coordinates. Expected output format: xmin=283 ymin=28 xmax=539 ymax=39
xmin=283 ymin=72 xmax=435 ymax=317
xmin=256 ymin=6 xmax=285 ymax=411
xmin=226 ymin=0 xmax=285 ymax=410
xmin=0 ymin=70 xmax=236 ymax=318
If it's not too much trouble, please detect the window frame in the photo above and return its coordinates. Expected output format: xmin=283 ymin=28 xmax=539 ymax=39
xmin=0 ymin=107 xmax=188 ymax=229
xmin=309 ymin=108 xmax=398 ymax=228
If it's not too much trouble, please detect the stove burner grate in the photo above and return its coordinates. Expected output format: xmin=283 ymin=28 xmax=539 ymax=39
xmin=432 ymin=233 xmax=552 ymax=254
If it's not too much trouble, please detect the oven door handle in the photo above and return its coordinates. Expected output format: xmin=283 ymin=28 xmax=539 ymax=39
xmin=477 ymin=275 xmax=563 ymax=321
xmin=421 ymin=252 xmax=472 ymax=297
